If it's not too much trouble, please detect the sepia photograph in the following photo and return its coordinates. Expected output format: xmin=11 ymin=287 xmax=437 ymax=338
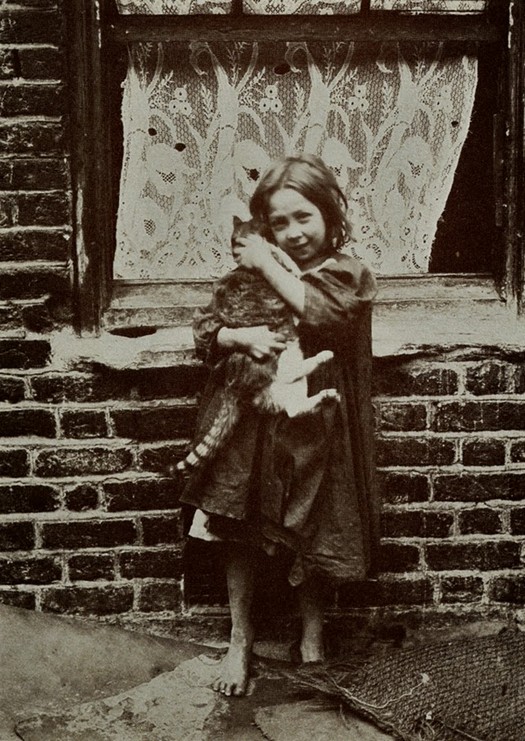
xmin=0 ymin=1 xmax=524 ymax=738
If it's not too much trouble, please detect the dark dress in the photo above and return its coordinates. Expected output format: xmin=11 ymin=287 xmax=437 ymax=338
xmin=181 ymin=253 xmax=378 ymax=586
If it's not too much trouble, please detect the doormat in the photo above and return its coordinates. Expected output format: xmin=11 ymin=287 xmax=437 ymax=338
xmin=289 ymin=628 xmax=525 ymax=741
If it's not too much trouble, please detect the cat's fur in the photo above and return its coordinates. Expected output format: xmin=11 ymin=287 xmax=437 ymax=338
xmin=176 ymin=216 xmax=339 ymax=475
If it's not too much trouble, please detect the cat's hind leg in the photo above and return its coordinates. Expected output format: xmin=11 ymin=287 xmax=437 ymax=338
xmin=280 ymin=348 xmax=334 ymax=384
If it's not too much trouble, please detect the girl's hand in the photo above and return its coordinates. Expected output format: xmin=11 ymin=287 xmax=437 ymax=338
xmin=217 ymin=325 xmax=286 ymax=360
xmin=233 ymin=235 xmax=274 ymax=272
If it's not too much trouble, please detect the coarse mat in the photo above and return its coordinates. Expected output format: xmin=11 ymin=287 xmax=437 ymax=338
xmin=287 ymin=628 xmax=525 ymax=741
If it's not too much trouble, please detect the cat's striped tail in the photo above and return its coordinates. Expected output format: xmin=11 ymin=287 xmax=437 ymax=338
xmin=176 ymin=393 xmax=241 ymax=474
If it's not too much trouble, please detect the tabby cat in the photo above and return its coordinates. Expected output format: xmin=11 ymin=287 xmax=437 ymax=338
xmin=176 ymin=216 xmax=339 ymax=475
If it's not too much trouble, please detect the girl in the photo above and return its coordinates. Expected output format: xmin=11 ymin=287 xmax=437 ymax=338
xmin=181 ymin=154 xmax=378 ymax=697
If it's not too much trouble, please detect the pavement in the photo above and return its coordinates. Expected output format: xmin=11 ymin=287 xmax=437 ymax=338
xmin=0 ymin=605 xmax=392 ymax=741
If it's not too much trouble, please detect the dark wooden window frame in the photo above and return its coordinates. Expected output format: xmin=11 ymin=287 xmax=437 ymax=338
xmin=67 ymin=0 xmax=523 ymax=334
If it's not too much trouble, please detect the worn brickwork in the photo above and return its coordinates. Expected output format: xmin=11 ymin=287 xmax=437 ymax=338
xmin=0 ymin=1 xmax=524 ymax=636
xmin=370 ymin=357 xmax=525 ymax=623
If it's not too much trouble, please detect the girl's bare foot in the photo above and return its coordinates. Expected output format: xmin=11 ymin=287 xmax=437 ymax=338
xmin=212 ymin=628 xmax=254 ymax=696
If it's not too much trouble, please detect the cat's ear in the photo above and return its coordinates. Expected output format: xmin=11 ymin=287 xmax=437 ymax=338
xmin=232 ymin=215 xmax=243 ymax=228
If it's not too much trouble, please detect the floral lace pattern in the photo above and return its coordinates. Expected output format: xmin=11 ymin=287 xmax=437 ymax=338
xmin=370 ymin=0 xmax=486 ymax=10
xmin=115 ymin=0 xmax=232 ymax=13
xmin=244 ymin=0 xmax=360 ymax=13
xmin=114 ymin=42 xmax=477 ymax=279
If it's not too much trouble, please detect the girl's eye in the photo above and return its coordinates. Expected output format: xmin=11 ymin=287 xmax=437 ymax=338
xmin=270 ymin=220 xmax=287 ymax=231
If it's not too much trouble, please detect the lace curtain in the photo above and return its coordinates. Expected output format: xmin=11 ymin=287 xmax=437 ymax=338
xmin=114 ymin=41 xmax=477 ymax=279
xmin=115 ymin=0 xmax=486 ymax=12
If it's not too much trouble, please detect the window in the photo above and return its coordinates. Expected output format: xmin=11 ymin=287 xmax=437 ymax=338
xmin=68 ymin=1 xmax=524 ymax=340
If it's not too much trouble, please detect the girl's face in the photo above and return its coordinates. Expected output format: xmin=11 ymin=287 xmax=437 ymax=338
xmin=267 ymin=188 xmax=328 ymax=270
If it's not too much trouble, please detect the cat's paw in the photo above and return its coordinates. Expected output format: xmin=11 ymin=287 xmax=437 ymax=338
xmin=321 ymin=389 xmax=340 ymax=404
xmin=317 ymin=350 xmax=334 ymax=365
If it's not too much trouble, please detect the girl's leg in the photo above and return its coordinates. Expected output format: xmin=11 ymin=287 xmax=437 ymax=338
xmin=296 ymin=577 xmax=326 ymax=663
xmin=213 ymin=542 xmax=256 ymax=696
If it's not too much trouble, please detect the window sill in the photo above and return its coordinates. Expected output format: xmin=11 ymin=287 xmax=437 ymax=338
xmin=55 ymin=274 xmax=524 ymax=371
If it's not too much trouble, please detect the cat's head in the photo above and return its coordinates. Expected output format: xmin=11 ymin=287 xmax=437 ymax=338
xmin=231 ymin=216 xmax=263 ymax=248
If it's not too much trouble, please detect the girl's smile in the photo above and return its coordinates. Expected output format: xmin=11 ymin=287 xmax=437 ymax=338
xmin=268 ymin=188 xmax=328 ymax=270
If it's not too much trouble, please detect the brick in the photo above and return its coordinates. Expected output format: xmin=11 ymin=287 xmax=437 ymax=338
xmin=0 ymin=49 xmax=16 ymax=79
xmin=458 ymin=508 xmax=503 ymax=535
xmin=60 ymin=410 xmax=107 ymax=438
xmin=0 ymin=375 xmax=25 ymax=402
xmin=41 ymin=520 xmax=136 ymax=549
xmin=18 ymin=46 xmax=64 ymax=79
xmin=373 ymin=365 xmax=458 ymax=396
xmin=142 ymin=515 xmax=181 ymax=546
xmin=139 ymin=443 xmax=189 ymax=474
xmin=0 ymin=10 xmax=61 ymax=45
xmin=465 ymin=361 xmax=514 ymax=396
xmin=516 ymin=366 xmax=525 ymax=394
xmin=440 ymin=575 xmax=484 ymax=604
xmin=0 ymin=483 xmax=58 ymax=513
xmin=426 ymin=542 xmax=520 ymax=571
xmin=0 ymin=159 xmax=69 ymax=191
xmin=378 ymin=472 xmax=430 ymax=505
xmin=41 ymin=586 xmax=134 ymax=615
xmin=111 ymin=406 xmax=198 ymax=442
xmin=434 ymin=401 xmax=525 ymax=432
xmin=64 ymin=483 xmax=99 ymax=511
xmin=34 ymin=446 xmax=134 ymax=477
xmin=0 ymin=269 xmax=70 ymax=301
xmin=104 ymin=478 xmax=180 ymax=512
xmin=490 ymin=576 xmax=525 ymax=604
xmin=0 ymin=588 xmax=35 ymax=609
xmin=377 ymin=543 xmax=420 ymax=572
xmin=5 ymin=192 xmax=70 ymax=227
xmin=510 ymin=509 xmax=525 ymax=534
xmin=21 ymin=303 xmax=55 ymax=332
xmin=0 ymin=229 xmax=69 ymax=261
xmin=0 ymin=555 xmax=60 ymax=583
xmin=462 ymin=439 xmax=505 ymax=467
xmin=338 ymin=577 xmax=433 ymax=608
xmin=381 ymin=511 xmax=453 ymax=539
xmin=0 ymin=121 xmax=65 ymax=154
xmin=434 ymin=473 xmax=525 ymax=503
xmin=376 ymin=438 xmax=456 ymax=467
xmin=0 ymin=448 xmax=29 ymax=477
xmin=0 ymin=339 xmax=50 ymax=368
xmin=138 ymin=581 xmax=182 ymax=612
xmin=0 ymin=83 xmax=64 ymax=116
xmin=120 ymin=550 xmax=183 ymax=579
xmin=376 ymin=402 xmax=427 ymax=432
xmin=68 ymin=554 xmax=115 ymax=581
xmin=0 ymin=521 xmax=34 ymax=550
xmin=30 ymin=374 xmax=96 ymax=403
xmin=0 ymin=305 xmax=20 ymax=330
xmin=0 ymin=408 xmax=56 ymax=437
xmin=510 ymin=441 xmax=525 ymax=463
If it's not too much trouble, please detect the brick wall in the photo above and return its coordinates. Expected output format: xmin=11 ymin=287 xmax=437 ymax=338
xmin=363 ymin=354 xmax=525 ymax=629
xmin=0 ymin=0 xmax=524 ymax=638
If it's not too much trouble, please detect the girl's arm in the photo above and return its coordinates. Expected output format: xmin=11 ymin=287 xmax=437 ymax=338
xmin=217 ymin=325 xmax=286 ymax=360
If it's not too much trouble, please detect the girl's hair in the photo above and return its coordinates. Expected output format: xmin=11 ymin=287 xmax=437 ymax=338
xmin=249 ymin=154 xmax=351 ymax=252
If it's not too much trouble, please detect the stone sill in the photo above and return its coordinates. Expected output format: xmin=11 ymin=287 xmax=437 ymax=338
xmin=49 ymin=301 xmax=525 ymax=372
